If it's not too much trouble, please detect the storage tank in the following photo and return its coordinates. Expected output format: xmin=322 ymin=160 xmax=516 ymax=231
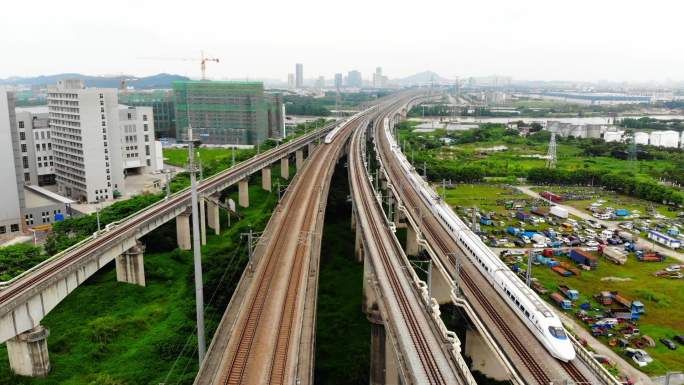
xmin=634 ymin=132 xmax=649 ymax=145
xmin=650 ymin=130 xmax=679 ymax=148
xmin=603 ymin=131 xmax=624 ymax=142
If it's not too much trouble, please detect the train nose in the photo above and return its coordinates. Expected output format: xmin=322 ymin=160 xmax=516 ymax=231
xmin=554 ymin=342 xmax=576 ymax=362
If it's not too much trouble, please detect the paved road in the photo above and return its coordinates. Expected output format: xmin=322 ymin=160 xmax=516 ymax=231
xmin=516 ymin=186 xmax=684 ymax=264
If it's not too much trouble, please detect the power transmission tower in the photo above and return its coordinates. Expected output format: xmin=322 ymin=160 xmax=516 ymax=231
xmin=546 ymin=132 xmax=557 ymax=169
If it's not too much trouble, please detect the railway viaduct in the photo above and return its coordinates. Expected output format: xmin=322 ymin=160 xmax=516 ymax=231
xmin=0 ymin=125 xmax=328 ymax=377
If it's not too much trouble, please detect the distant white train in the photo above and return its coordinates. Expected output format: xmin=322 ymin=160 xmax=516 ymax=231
xmin=382 ymin=117 xmax=576 ymax=362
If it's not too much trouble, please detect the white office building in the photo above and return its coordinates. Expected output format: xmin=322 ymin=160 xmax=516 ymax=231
xmin=0 ymin=89 xmax=25 ymax=240
xmin=603 ymin=130 xmax=624 ymax=142
xmin=15 ymin=106 xmax=55 ymax=186
xmin=118 ymin=105 xmax=162 ymax=174
xmin=48 ymin=79 xmax=124 ymax=203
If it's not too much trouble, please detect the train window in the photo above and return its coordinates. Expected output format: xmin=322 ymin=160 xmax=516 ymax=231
xmin=548 ymin=326 xmax=567 ymax=340
xmin=525 ymin=311 xmax=530 ymax=318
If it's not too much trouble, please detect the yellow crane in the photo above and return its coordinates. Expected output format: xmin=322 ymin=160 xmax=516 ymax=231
xmin=139 ymin=51 xmax=220 ymax=80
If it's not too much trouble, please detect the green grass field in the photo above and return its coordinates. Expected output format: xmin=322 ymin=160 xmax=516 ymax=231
xmin=164 ymin=147 xmax=247 ymax=167
xmin=528 ymin=253 xmax=684 ymax=375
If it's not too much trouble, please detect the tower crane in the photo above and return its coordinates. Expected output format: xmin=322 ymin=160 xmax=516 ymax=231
xmin=138 ymin=51 xmax=220 ymax=80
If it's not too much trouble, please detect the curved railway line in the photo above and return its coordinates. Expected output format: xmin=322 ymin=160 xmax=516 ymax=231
xmin=214 ymin=114 xmax=366 ymax=385
xmin=349 ymin=116 xmax=454 ymax=385
xmin=374 ymin=97 xmax=594 ymax=385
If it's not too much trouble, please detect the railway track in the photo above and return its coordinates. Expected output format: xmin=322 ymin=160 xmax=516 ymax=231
xmin=375 ymin=98 xmax=594 ymax=384
xmin=216 ymin=114 xmax=365 ymax=385
xmin=0 ymin=125 xmax=336 ymax=312
xmin=350 ymin=125 xmax=449 ymax=385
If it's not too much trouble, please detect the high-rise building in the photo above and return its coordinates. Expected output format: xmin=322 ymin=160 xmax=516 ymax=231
xmin=287 ymin=73 xmax=295 ymax=89
xmin=0 ymin=88 xmax=24 ymax=240
xmin=347 ymin=70 xmax=363 ymax=88
xmin=315 ymin=76 xmax=325 ymax=90
xmin=373 ymin=67 xmax=387 ymax=89
xmin=14 ymin=106 xmax=55 ymax=186
xmin=295 ymin=63 xmax=303 ymax=88
xmin=48 ymin=79 xmax=124 ymax=203
xmin=265 ymin=93 xmax=285 ymax=139
xmin=174 ymin=80 xmax=283 ymax=145
xmin=118 ymin=90 xmax=176 ymax=139
xmin=334 ymin=73 xmax=343 ymax=90
xmin=118 ymin=105 xmax=163 ymax=172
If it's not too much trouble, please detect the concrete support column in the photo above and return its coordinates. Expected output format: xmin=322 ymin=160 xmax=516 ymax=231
xmin=362 ymin=256 xmax=376 ymax=314
xmin=200 ymin=197 xmax=207 ymax=245
xmin=406 ymin=225 xmax=421 ymax=256
xmin=351 ymin=207 xmax=356 ymax=231
xmin=176 ymin=212 xmax=192 ymax=250
xmin=355 ymin=227 xmax=364 ymax=263
xmin=465 ymin=327 xmax=508 ymax=381
xmin=280 ymin=157 xmax=289 ymax=180
xmin=385 ymin=328 xmax=400 ymax=385
xmin=429 ymin=262 xmax=451 ymax=305
xmin=295 ymin=150 xmax=304 ymax=170
xmin=206 ymin=200 xmax=220 ymax=235
xmin=307 ymin=142 xmax=315 ymax=157
xmin=6 ymin=325 xmax=50 ymax=377
xmin=261 ymin=167 xmax=272 ymax=192
xmin=368 ymin=310 xmax=385 ymax=385
xmin=116 ymin=242 xmax=146 ymax=286
xmin=238 ymin=179 xmax=249 ymax=208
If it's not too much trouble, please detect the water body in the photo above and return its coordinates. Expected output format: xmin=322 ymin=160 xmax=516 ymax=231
xmin=411 ymin=114 xmax=684 ymax=126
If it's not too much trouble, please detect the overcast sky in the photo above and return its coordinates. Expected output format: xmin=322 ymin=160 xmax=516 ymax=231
xmin=1 ymin=0 xmax=681 ymax=82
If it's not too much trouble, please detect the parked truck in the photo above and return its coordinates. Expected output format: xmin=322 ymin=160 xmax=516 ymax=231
xmin=550 ymin=292 xmax=572 ymax=310
xmin=531 ymin=233 xmax=547 ymax=245
xmin=507 ymin=226 xmax=521 ymax=237
xmin=610 ymin=308 xmax=640 ymax=321
xmin=569 ymin=248 xmax=599 ymax=269
xmin=612 ymin=292 xmax=645 ymax=314
xmin=636 ymin=251 xmax=666 ymax=263
xmin=516 ymin=212 xmax=531 ymax=221
xmin=559 ymin=285 xmax=580 ymax=301
xmin=601 ymin=246 xmax=627 ymax=265
xmin=480 ymin=217 xmax=493 ymax=226
xmin=531 ymin=207 xmax=548 ymax=217
xmin=618 ymin=231 xmax=635 ymax=242
xmin=541 ymin=191 xmax=563 ymax=203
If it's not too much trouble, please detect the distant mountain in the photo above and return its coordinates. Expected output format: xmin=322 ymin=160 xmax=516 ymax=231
xmin=0 ymin=73 xmax=190 ymax=89
xmin=393 ymin=71 xmax=451 ymax=86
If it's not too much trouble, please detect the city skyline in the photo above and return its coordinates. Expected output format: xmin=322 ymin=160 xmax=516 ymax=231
xmin=1 ymin=0 xmax=683 ymax=83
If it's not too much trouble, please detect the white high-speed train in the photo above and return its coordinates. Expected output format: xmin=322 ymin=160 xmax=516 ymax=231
xmin=382 ymin=118 xmax=576 ymax=362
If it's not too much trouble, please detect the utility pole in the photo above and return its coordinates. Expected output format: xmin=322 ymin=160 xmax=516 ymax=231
xmin=526 ymin=250 xmax=534 ymax=287
xmin=441 ymin=179 xmax=446 ymax=201
xmin=426 ymin=259 xmax=433 ymax=302
xmin=423 ymin=162 xmax=426 ymax=178
xmin=186 ymin=126 xmax=206 ymax=363
xmin=165 ymin=171 xmax=171 ymax=199
xmin=95 ymin=198 xmax=101 ymax=232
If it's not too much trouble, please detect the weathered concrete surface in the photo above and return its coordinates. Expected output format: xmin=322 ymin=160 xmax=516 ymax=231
xmin=406 ymin=225 xmax=421 ymax=256
xmin=261 ymin=167 xmax=271 ymax=192
xmin=465 ymin=327 xmax=508 ymax=381
xmin=281 ymin=157 xmax=289 ymax=180
xmin=176 ymin=212 xmax=191 ymax=250
xmin=206 ymin=199 xmax=220 ymax=235
xmin=200 ymin=197 xmax=207 ymax=245
xmin=238 ymin=179 xmax=249 ymax=208
xmin=6 ymin=325 xmax=50 ymax=377
xmin=296 ymin=150 xmax=304 ymax=170
xmin=115 ymin=242 xmax=146 ymax=286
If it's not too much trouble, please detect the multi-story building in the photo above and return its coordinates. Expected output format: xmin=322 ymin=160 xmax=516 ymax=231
xmin=14 ymin=106 xmax=55 ymax=186
xmin=373 ymin=67 xmax=387 ymax=89
xmin=118 ymin=90 xmax=176 ymax=139
xmin=265 ymin=93 xmax=285 ymax=139
xmin=173 ymin=80 xmax=284 ymax=145
xmin=334 ymin=73 xmax=343 ymax=90
xmin=48 ymin=79 xmax=124 ymax=203
xmin=315 ymin=76 xmax=325 ymax=90
xmin=0 ymin=88 xmax=25 ymax=240
xmin=118 ymin=105 xmax=163 ymax=173
xmin=295 ymin=63 xmax=304 ymax=88
xmin=287 ymin=73 xmax=295 ymax=89
xmin=347 ymin=70 xmax=362 ymax=88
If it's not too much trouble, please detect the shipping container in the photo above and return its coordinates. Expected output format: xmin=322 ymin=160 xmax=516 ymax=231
xmin=531 ymin=207 xmax=548 ymax=216
xmin=552 ymin=266 xmax=572 ymax=277
xmin=541 ymin=191 xmax=563 ymax=203
xmin=559 ymin=285 xmax=579 ymax=300
xmin=516 ymin=212 xmax=530 ymax=221
xmin=570 ymin=248 xmax=599 ymax=269
xmin=602 ymin=246 xmax=627 ymax=265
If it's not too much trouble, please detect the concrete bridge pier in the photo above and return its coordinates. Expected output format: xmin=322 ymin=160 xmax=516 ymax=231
xmin=405 ymin=225 xmax=422 ymax=256
xmin=115 ymin=241 xmax=146 ymax=287
xmin=206 ymin=199 xmax=220 ymax=235
xmin=199 ymin=197 xmax=207 ymax=245
xmin=368 ymin=310 xmax=386 ymax=385
xmin=307 ymin=142 xmax=315 ymax=157
xmin=355 ymin=227 xmax=364 ymax=263
xmin=238 ymin=179 xmax=249 ymax=208
xmin=429 ymin=262 xmax=451 ymax=304
xmin=465 ymin=326 xmax=508 ymax=381
xmin=280 ymin=157 xmax=289 ymax=180
xmin=261 ymin=166 xmax=272 ymax=192
xmin=296 ymin=150 xmax=304 ymax=170
xmin=6 ymin=325 xmax=50 ymax=377
xmin=176 ymin=210 xmax=192 ymax=250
